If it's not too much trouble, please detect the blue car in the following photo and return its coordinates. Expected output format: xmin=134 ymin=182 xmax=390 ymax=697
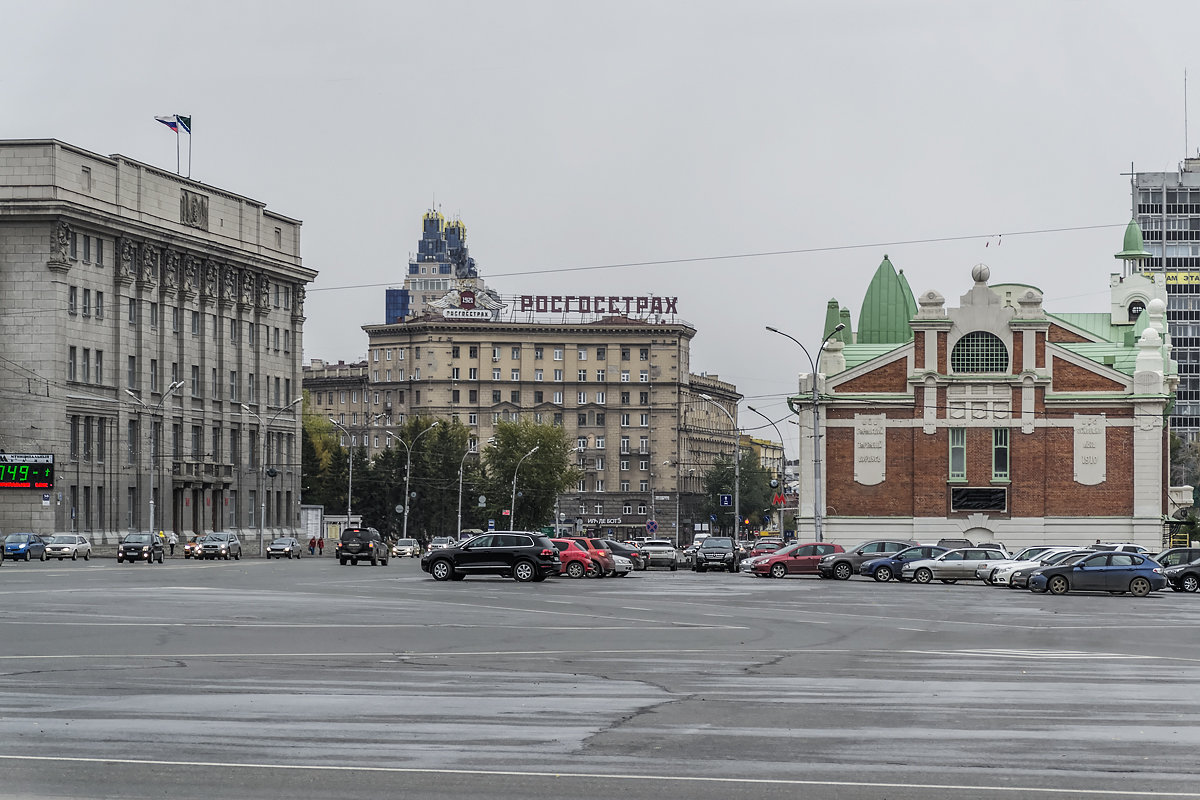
xmin=1028 ymin=551 xmax=1167 ymax=597
xmin=860 ymin=545 xmax=948 ymax=582
xmin=3 ymin=533 xmax=48 ymax=562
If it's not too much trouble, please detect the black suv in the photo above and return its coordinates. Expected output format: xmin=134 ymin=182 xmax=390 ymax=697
xmin=692 ymin=536 xmax=738 ymax=573
xmin=117 ymin=533 xmax=164 ymax=564
xmin=336 ymin=527 xmax=390 ymax=566
xmin=420 ymin=532 xmax=560 ymax=582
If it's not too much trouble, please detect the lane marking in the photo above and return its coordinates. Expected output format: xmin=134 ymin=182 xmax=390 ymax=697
xmin=0 ymin=755 xmax=1192 ymax=797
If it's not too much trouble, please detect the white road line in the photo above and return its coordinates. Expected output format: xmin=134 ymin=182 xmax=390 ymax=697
xmin=0 ymin=755 xmax=1192 ymax=797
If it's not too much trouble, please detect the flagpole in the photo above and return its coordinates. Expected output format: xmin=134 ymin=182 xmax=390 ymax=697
xmin=175 ymin=128 xmax=180 ymax=176
xmin=187 ymin=127 xmax=192 ymax=179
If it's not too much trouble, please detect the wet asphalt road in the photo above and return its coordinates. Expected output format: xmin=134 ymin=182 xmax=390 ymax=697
xmin=2 ymin=555 xmax=1200 ymax=800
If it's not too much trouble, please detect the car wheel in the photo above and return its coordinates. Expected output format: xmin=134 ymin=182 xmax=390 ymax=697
xmin=71 ymin=551 xmax=77 ymax=561
xmin=833 ymin=562 xmax=853 ymax=580
xmin=513 ymin=560 xmax=536 ymax=582
xmin=1129 ymin=576 xmax=1152 ymax=598
xmin=874 ymin=565 xmax=893 ymax=582
xmin=696 ymin=565 xmax=705 ymax=573
xmin=40 ymin=551 xmax=47 ymax=561
xmin=670 ymin=563 xmax=677 ymax=571
xmin=728 ymin=563 xmax=738 ymax=573
xmin=430 ymin=559 xmax=454 ymax=581
xmin=913 ymin=567 xmax=933 ymax=584
xmin=771 ymin=563 xmax=788 ymax=579
xmin=566 ymin=561 xmax=586 ymax=579
xmin=1047 ymin=575 xmax=1070 ymax=595
xmin=371 ymin=555 xmax=379 ymax=566
xmin=84 ymin=551 xmax=90 ymax=561
xmin=1180 ymin=574 xmax=1200 ymax=593
xmin=234 ymin=552 xmax=240 ymax=561
xmin=158 ymin=552 xmax=164 ymax=564
xmin=117 ymin=556 xmax=123 ymax=563
xmin=940 ymin=579 xmax=958 ymax=584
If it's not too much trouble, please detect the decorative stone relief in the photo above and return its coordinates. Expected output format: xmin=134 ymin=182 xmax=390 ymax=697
xmin=240 ymin=270 xmax=255 ymax=306
xmin=120 ymin=239 xmax=136 ymax=280
xmin=182 ymin=255 xmax=197 ymax=292
xmin=1073 ymin=414 xmax=1106 ymax=486
xmin=180 ymin=189 xmax=209 ymax=230
xmin=294 ymin=284 xmax=306 ymax=315
xmin=140 ymin=245 xmax=158 ymax=285
xmin=853 ymin=414 xmax=886 ymax=486
xmin=163 ymin=250 xmax=179 ymax=289
xmin=257 ymin=276 xmax=271 ymax=310
xmin=203 ymin=262 xmax=218 ymax=298
xmin=50 ymin=221 xmax=72 ymax=265
xmin=221 ymin=265 xmax=236 ymax=302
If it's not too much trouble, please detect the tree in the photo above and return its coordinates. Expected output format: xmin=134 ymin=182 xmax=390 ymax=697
xmin=698 ymin=450 xmax=774 ymax=537
xmin=479 ymin=419 xmax=582 ymax=531
xmin=1170 ymin=432 xmax=1200 ymax=488
xmin=300 ymin=402 xmax=347 ymax=514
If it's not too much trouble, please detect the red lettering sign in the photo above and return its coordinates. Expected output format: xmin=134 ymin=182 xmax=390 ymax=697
xmin=516 ymin=295 xmax=681 ymax=317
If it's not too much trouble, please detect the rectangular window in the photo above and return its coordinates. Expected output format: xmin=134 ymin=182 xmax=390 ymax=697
xmin=97 ymin=418 xmax=106 ymax=463
xmin=596 ymin=391 xmax=606 ymax=404
xmin=284 ymin=330 xmax=291 ymax=353
xmin=595 ymin=479 xmax=604 ymax=492
xmin=639 ymin=437 xmax=648 ymax=454
xmin=451 ymin=367 xmax=460 ymax=380
xmin=96 ymin=238 xmax=103 ymax=265
xmin=511 ymin=347 xmax=521 ymax=359
xmin=128 ymin=298 xmax=137 ymax=325
xmin=492 ymin=347 xmax=501 ymax=360
xmin=191 ymin=364 xmax=200 ymax=397
xmin=534 ymin=347 xmax=544 ymax=360
xmin=597 ymin=348 xmax=606 ymax=359
xmin=640 ymin=481 xmax=649 ymax=492
xmin=620 ymin=460 xmax=629 ymax=471
xmin=533 ymin=390 xmax=543 ymax=403
xmin=596 ymin=369 xmax=605 ymax=382
xmin=949 ymin=427 xmax=966 ymax=480
xmin=96 ymin=291 xmax=104 ymax=319
xmin=535 ymin=369 xmax=543 ymax=382
xmin=578 ymin=391 xmax=587 ymax=404
xmin=493 ymin=368 xmax=501 ymax=380
xmin=553 ymin=349 xmax=563 ymax=361
xmin=469 ymin=389 xmax=478 ymax=403
xmin=992 ymin=428 xmax=1010 ymax=480
xmin=511 ymin=369 xmax=520 ymax=381
xmin=578 ymin=413 xmax=587 ymax=426
xmin=492 ymin=390 xmax=502 ymax=403
xmin=594 ymin=456 xmax=605 ymax=470
xmin=468 ymin=413 xmax=478 ymax=425
xmin=578 ymin=370 xmax=588 ymax=382
xmin=148 ymin=358 xmax=156 ymax=392
xmin=468 ymin=367 xmax=478 ymax=380
xmin=620 ymin=413 xmax=630 ymax=427
xmin=639 ymin=370 xmax=649 ymax=382
xmin=83 ymin=236 xmax=91 ymax=262
xmin=81 ymin=349 xmax=90 ymax=383
xmin=211 ymin=368 xmax=219 ymax=400
xmin=69 ymin=415 xmax=79 ymax=458
xmin=511 ymin=390 xmax=520 ymax=403
xmin=127 ymin=355 xmax=136 ymax=388
xmin=640 ymin=413 xmax=649 ymax=426
xmin=621 ymin=371 xmax=630 ymax=382
xmin=553 ymin=391 xmax=563 ymax=404
xmin=639 ymin=348 xmax=649 ymax=361
xmin=128 ymin=420 xmax=138 ymax=465
xmin=595 ymin=436 xmax=605 ymax=449
xmin=230 ymin=370 xmax=239 ymax=402
xmin=620 ymin=437 xmax=630 ymax=453
xmin=578 ymin=348 xmax=588 ymax=361
xmin=68 ymin=286 xmax=78 ymax=314
xmin=70 ymin=232 xmax=78 ymax=259
xmin=81 ymin=288 xmax=91 ymax=316
xmin=191 ymin=310 xmax=199 ymax=335
xmin=96 ymin=350 xmax=103 ymax=384
xmin=554 ymin=369 xmax=563 ymax=382
xmin=640 ymin=391 xmax=649 ymax=405
xmin=149 ymin=303 xmax=158 ymax=328
xmin=451 ymin=389 xmax=460 ymax=403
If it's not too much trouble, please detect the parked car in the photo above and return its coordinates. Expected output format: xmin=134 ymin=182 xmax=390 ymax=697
xmin=551 ymin=538 xmax=597 ymax=578
xmin=567 ymin=537 xmax=616 ymax=576
xmin=266 ymin=537 xmax=303 ymax=559
xmin=1028 ymin=551 xmax=1167 ymax=596
xmin=391 ymin=538 xmax=420 ymax=558
xmin=421 ymin=532 xmax=561 ymax=582
xmin=603 ymin=540 xmax=647 ymax=570
xmin=899 ymin=547 xmax=1009 ymax=584
xmin=117 ymin=533 xmax=164 ymax=564
xmin=1163 ymin=557 xmax=1200 ymax=592
xmin=980 ymin=546 xmax=1079 ymax=586
xmin=740 ymin=545 xmax=790 ymax=574
xmin=611 ymin=554 xmax=633 ymax=576
xmin=1007 ymin=550 xmax=1093 ymax=589
xmin=640 ymin=539 xmax=681 ymax=570
xmin=860 ymin=544 xmax=948 ymax=582
xmin=183 ymin=536 xmax=204 ymax=559
xmin=1153 ymin=547 xmax=1200 ymax=568
xmin=3 ymin=533 xmax=47 ymax=562
xmin=818 ymin=539 xmax=919 ymax=580
xmin=198 ymin=533 xmax=242 ymax=560
xmin=336 ymin=527 xmax=389 ymax=566
xmin=753 ymin=542 xmax=843 ymax=578
xmin=692 ymin=537 xmax=739 ymax=573
xmin=747 ymin=539 xmax=784 ymax=558
xmin=44 ymin=534 xmax=91 ymax=561
xmin=1088 ymin=542 xmax=1151 ymax=554
xmin=428 ymin=536 xmax=455 ymax=552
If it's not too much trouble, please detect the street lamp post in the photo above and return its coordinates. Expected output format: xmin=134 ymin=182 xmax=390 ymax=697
xmin=125 ymin=380 xmax=184 ymax=539
xmin=765 ymin=322 xmax=845 ymax=542
xmin=244 ymin=397 xmax=302 ymax=556
xmin=698 ymin=393 xmax=739 ymax=540
xmin=509 ymin=446 xmax=539 ymax=530
xmin=328 ymin=418 xmax=357 ymax=527
xmin=457 ymin=436 xmax=493 ymax=540
xmin=389 ymin=420 xmax=440 ymax=542
xmin=747 ymin=405 xmax=788 ymax=534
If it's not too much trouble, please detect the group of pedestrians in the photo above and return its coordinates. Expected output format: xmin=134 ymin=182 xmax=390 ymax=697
xmin=307 ymin=537 xmax=325 ymax=556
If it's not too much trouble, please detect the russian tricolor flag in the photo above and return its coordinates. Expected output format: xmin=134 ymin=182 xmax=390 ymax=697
xmin=155 ymin=115 xmax=181 ymax=132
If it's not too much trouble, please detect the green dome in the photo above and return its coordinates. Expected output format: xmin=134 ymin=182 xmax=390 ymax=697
xmin=1114 ymin=219 xmax=1151 ymax=262
xmin=857 ymin=254 xmax=915 ymax=344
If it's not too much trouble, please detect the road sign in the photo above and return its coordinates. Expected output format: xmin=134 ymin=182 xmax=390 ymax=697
xmin=709 ymin=513 xmax=717 ymax=522
xmin=646 ymin=520 xmax=658 ymax=534
xmin=719 ymin=494 xmax=732 ymax=507
xmin=487 ymin=519 xmax=495 ymax=531
xmin=502 ymin=509 xmax=511 ymax=516
xmin=478 ymin=495 xmax=487 ymax=507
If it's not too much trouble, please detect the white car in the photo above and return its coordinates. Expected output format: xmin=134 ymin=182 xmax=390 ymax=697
xmin=899 ymin=547 xmax=1009 ymax=584
xmin=978 ymin=546 xmax=1077 ymax=585
xmin=391 ymin=538 xmax=420 ymax=557
xmin=611 ymin=554 xmax=633 ymax=576
xmin=44 ymin=535 xmax=91 ymax=561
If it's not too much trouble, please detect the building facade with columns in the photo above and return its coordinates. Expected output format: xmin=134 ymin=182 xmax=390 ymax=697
xmin=0 ymin=139 xmax=316 ymax=545
xmin=794 ymin=256 xmax=1175 ymax=550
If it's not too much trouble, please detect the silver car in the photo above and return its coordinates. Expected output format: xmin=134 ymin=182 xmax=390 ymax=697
xmin=391 ymin=538 xmax=420 ymax=557
xmin=266 ymin=537 xmax=302 ymax=559
xmin=900 ymin=547 xmax=1009 ymax=584
xmin=611 ymin=554 xmax=633 ymax=577
xmin=44 ymin=535 xmax=91 ymax=561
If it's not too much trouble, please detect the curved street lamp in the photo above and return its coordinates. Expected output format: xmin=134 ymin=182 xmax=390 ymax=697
xmin=509 ymin=445 xmax=539 ymax=530
xmin=390 ymin=420 xmax=440 ymax=542
xmin=243 ymin=397 xmax=303 ymax=555
xmin=458 ymin=436 xmax=494 ymax=540
xmin=125 ymin=380 xmax=184 ymax=541
xmin=765 ymin=322 xmax=846 ymax=542
xmin=328 ymin=418 xmax=355 ymax=524
xmin=747 ymin=405 xmax=787 ymax=535
xmin=698 ymin=393 xmax=739 ymax=540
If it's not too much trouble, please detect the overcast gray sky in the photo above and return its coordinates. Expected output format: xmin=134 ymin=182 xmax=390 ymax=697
xmin=5 ymin=0 xmax=1196 ymax=454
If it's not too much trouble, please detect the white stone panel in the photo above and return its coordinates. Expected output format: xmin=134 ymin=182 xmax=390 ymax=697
xmin=1073 ymin=414 xmax=1106 ymax=485
xmin=853 ymin=414 xmax=886 ymax=486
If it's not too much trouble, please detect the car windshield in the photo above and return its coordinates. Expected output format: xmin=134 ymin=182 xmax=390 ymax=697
xmin=396 ymin=539 xmax=416 ymax=546
xmin=5 ymin=534 xmax=32 ymax=543
xmin=270 ymin=538 xmax=292 ymax=545
xmin=48 ymin=536 xmax=75 ymax=544
xmin=124 ymin=534 xmax=152 ymax=544
xmin=701 ymin=538 xmax=733 ymax=549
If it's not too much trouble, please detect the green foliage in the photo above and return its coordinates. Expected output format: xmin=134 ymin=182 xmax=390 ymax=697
xmin=698 ymin=449 xmax=774 ymax=536
xmin=479 ymin=419 xmax=582 ymax=531
xmin=1170 ymin=432 xmax=1200 ymax=488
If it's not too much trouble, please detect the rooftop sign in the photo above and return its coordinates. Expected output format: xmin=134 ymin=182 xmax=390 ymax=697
xmin=518 ymin=295 xmax=678 ymax=315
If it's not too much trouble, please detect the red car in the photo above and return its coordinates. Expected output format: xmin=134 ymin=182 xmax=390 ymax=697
xmin=551 ymin=539 xmax=596 ymax=578
xmin=753 ymin=542 xmax=844 ymax=578
xmin=568 ymin=537 xmax=616 ymax=577
xmin=748 ymin=540 xmax=784 ymax=558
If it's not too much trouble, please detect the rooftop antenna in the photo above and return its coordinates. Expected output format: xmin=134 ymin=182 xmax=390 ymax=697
xmin=1186 ymin=69 xmax=1190 ymax=158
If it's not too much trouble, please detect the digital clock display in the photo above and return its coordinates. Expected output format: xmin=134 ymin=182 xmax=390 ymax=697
xmin=0 ymin=454 xmax=54 ymax=489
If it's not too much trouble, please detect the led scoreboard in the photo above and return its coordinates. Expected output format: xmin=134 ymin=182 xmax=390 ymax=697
xmin=0 ymin=454 xmax=54 ymax=489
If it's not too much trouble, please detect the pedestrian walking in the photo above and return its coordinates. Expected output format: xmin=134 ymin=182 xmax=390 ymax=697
xmin=317 ymin=537 xmax=325 ymax=556
xmin=308 ymin=537 xmax=316 ymax=556
xmin=168 ymin=531 xmax=178 ymax=557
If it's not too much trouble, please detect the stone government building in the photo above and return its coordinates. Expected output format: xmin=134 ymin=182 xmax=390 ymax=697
xmin=794 ymin=243 xmax=1176 ymax=550
xmin=0 ymin=139 xmax=315 ymax=544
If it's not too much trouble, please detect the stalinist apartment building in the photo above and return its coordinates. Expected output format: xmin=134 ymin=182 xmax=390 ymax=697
xmin=0 ymin=139 xmax=316 ymax=543
xmin=306 ymin=316 xmax=740 ymax=541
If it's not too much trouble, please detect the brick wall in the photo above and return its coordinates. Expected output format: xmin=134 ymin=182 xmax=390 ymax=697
xmin=835 ymin=357 xmax=909 ymax=393
xmin=1048 ymin=324 xmax=1091 ymax=344
xmin=825 ymin=421 xmax=914 ymax=517
xmin=1051 ymin=357 xmax=1126 ymax=393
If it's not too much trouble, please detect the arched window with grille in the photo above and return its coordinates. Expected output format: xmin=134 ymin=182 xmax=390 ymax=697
xmin=950 ymin=331 xmax=1009 ymax=373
